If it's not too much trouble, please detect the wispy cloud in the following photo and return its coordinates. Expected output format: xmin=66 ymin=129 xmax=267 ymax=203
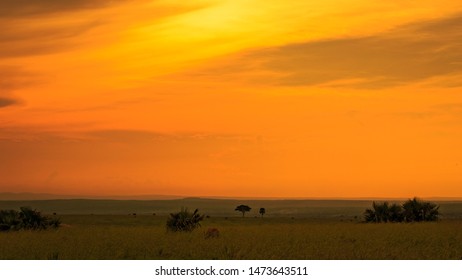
xmin=0 ymin=66 xmax=36 ymax=90
xmin=387 ymin=102 xmax=462 ymax=121
xmin=0 ymin=65 xmax=34 ymax=109
xmin=87 ymin=129 xmax=166 ymax=143
xmin=86 ymin=129 xmax=251 ymax=144
xmin=0 ymin=0 xmax=126 ymax=17
xmin=0 ymin=66 xmax=32 ymax=107
xmin=0 ymin=0 xmax=120 ymax=57
xmin=267 ymin=13 xmax=462 ymax=88
xmin=197 ymin=12 xmax=462 ymax=88
xmin=0 ymin=127 xmax=251 ymax=144
xmin=0 ymin=97 xmax=19 ymax=108
xmin=0 ymin=20 xmax=102 ymax=58
xmin=0 ymin=1 xmax=206 ymax=58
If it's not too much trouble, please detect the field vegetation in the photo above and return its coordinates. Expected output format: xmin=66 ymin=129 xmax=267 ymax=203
xmin=0 ymin=199 xmax=461 ymax=260
xmin=0 ymin=214 xmax=461 ymax=260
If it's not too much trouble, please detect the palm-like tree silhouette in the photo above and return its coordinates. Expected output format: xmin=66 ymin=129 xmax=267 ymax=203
xmin=365 ymin=202 xmax=391 ymax=223
xmin=403 ymin=198 xmax=439 ymax=222
xmin=388 ymin=203 xmax=404 ymax=222
xmin=365 ymin=197 xmax=439 ymax=223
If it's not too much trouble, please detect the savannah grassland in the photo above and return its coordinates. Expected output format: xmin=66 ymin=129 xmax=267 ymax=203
xmin=1 ymin=199 xmax=462 ymax=260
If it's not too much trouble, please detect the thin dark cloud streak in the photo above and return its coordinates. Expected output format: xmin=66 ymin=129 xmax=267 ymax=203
xmin=0 ymin=128 xmax=249 ymax=148
xmin=384 ymin=102 xmax=462 ymax=122
xmin=0 ymin=0 xmax=127 ymax=17
xmin=0 ymin=20 xmax=100 ymax=43
xmin=87 ymin=130 xmax=248 ymax=143
xmin=0 ymin=20 xmax=102 ymax=58
xmin=0 ymin=0 xmax=116 ymax=58
xmin=0 ymin=97 xmax=19 ymax=108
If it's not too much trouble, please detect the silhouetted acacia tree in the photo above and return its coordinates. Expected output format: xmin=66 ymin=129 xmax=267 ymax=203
xmin=259 ymin=208 xmax=266 ymax=218
xmin=235 ymin=205 xmax=251 ymax=217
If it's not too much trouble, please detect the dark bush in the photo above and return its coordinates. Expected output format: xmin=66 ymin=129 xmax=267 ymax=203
xmin=0 ymin=207 xmax=61 ymax=231
xmin=166 ymin=208 xmax=204 ymax=232
xmin=364 ymin=202 xmax=404 ymax=223
xmin=403 ymin=197 xmax=439 ymax=222
xmin=364 ymin=197 xmax=439 ymax=223
xmin=0 ymin=210 xmax=21 ymax=231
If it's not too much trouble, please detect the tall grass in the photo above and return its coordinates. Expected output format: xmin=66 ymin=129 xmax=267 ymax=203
xmin=0 ymin=215 xmax=461 ymax=259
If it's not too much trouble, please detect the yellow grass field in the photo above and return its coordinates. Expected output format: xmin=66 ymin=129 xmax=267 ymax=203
xmin=1 ymin=215 xmax=461 ymax=260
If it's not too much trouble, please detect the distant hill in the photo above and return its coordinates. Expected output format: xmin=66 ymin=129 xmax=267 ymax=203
xmin=0 ymin=198 xmax=373 ymax=217
xmin=0 ymin=197 xmax=461 ymax=219
xmin=2 ymin=192 xmax=461 ymax=201
xmin=0 ymin=192 xmax=183 ymax=201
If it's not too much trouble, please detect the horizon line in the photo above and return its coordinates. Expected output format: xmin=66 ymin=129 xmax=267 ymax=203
xmin=1 ymin=192 xmax=462 ymax=201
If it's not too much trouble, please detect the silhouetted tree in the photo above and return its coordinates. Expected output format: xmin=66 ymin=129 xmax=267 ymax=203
xmin=364 ymin=198 xmax=439 ymax=223
xmin=259 ymin=208 xmax=266 ymax=218
xmin=166 ymin=208 xmax=204 ymax=232
xmin=364 ymin=208 xmax=377 ymax=223
xmin=364 ymin=202 xmax=389 ymax=223
xmin=388 ymin=203 xmax=404 ymax=222
xmin=376 ymin=202 xmax=390 ymax=223
xmin=422 ymin=201 xmax=439 ymax=221
xmin=403 ymin=197 xmax=439 ymax=222
xmin=235 ymin=205 xmax=251 ymax=217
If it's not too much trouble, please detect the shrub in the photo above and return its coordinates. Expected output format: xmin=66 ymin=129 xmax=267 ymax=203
xmin=166 ymin=208 xmax=204 ymax=232
xmin=19 ymin=207 xmax=50 ymax=230
xmin=364 ymin=198 xmax=439 ymax=223
xmin=403 ymin=198 xmax=439 ymax=222
xmin=0 ymin=207 xmax=61 ymax=231
xmin=364 ymin=202 xmax=404 ymax=223
xmin=48 ymin=217 xmax=62 ymax=228
xmin=0 ymin=210 xmax=21 ymax=231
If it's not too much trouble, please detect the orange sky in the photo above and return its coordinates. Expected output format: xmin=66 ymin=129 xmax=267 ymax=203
xmin=1 ymin=0 xmax=462 ymax=198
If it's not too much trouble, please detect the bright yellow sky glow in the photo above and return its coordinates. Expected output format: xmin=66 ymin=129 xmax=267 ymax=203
xmin=1 ymin=0 xmax=462 ymax=198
